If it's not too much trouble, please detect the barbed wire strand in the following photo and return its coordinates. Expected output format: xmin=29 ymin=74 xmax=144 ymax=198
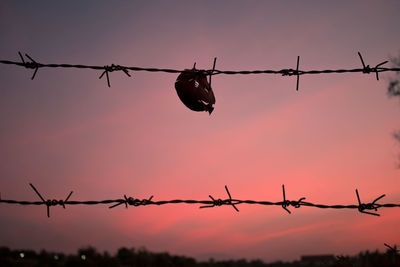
xmin=1 ymin=52 xmax=400 ymax=89
xmin=1 ymin=184 xmax=400 ymax=218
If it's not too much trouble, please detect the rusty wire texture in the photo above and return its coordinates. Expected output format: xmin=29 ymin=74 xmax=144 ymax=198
xmin=1 ymin=184 xmax=400 ymax=218
xmin=1 ymin=52 xmax=400 ymax=89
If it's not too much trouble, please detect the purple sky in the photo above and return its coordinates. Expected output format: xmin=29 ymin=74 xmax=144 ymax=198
xmin=0 ymin=0 xmax=400 ymax=263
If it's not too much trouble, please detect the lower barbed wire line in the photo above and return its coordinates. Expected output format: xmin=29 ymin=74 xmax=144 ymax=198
xmin=1 ymin=199 xmax=398 ymax=209
xmin=151 ymin=200 xmax=212 ymax=205
xmin=65 ymin=200 xmax=123 ymax=205
xmin=300 ymin=202 xmax=359 ymax=209
xmin=1 ymin=183 xmax=400 ymax=217
xmin=234 ymin=200 xmax=360 ymax=209
xmin=231 ymin=200 xmax=277 ymax=205
xmin=1 ymin=198 xmax=398 ymax=211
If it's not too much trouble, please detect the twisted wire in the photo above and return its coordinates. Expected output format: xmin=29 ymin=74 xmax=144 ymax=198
xmin=1 ymin=183 xmax=399 ymax=218
xmin=1 ymin=52 xmax=399 ymax=89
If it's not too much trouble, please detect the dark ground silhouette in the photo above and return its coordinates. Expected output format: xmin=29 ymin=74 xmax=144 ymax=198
xmin=0 ymin=245 xmax=399 ymax=267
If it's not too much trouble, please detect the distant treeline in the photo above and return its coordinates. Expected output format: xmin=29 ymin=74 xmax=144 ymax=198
xmin=0 ymin=245 xmax=399 ymax=267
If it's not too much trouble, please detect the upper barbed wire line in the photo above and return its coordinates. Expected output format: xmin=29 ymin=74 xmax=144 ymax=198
xmin=1 ymin=183 xmax=400 ymax=218
xmin=1 ymin=52 xmax=400 ymax=88
xmin=3 ymin=59 xmax=400 ymax=75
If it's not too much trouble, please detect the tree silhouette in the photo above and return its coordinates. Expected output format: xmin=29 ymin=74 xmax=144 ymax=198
xmin=388 ymin=53 xmax=400 ymax=167
xmin=388 ymin=55 xmax=400 ymax=97
xmin=1 ymin=245 xmax=400 ymax=267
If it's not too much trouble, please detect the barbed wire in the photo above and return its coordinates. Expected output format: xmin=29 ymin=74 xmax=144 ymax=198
xmin=1 ymin=184 xmax=399 ymax=218
xmin=1 ymin=52 xmax=400 ymax=90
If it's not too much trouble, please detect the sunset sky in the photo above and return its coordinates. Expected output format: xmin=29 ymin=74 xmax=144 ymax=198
xmin=0 ymin=0 xmax=400 ymax=263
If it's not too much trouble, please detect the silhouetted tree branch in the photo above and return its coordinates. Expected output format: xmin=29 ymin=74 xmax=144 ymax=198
xmin=394 ymin=132 xmax=400 ymax=143
xmin=388 ymin=53 xmax=400 ymax=167
xmin=388 ymin=55 xmax=400 ymax=97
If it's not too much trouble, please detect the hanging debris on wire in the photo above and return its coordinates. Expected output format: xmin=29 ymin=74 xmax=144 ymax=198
xmin=174 ymin=58 xmax=217 ymax=114
xmin=174 ymin=68 xmax=215 ymax=114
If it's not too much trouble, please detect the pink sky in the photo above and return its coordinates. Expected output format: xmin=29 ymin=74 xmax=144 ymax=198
xmin=0 ymin=0 xmax=399 ymax=263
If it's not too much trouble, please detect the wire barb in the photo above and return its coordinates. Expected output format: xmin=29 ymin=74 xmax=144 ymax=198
xmin=99 ymin=64 xmax=131 ymax=87
xmin=200 ymin=185 xmax=239 ymax=212
xmin=29 ymin=183 xmax=73 ymax=218
xmin=357 ymin=51 xmax=389 ymax=81
xmin=355 ymin=189 xmax=385 ymax=216
xmin=18 ymin=52 xmax=40 ymax=80
xmin=296 ymin=56 xmax=300 ymax=91
xmin=279 ymin=56 xmax=301 ymax=91
xmin=281 ymin=184 xmax=306 ymax=214
xmin=208 ymin=57 xmax=217 ymax=88
xmin=109 ymin=195 xmax=153 ymax=209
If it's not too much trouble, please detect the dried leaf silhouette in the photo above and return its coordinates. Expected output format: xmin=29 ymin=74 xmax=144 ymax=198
xmin=175 ymin=69 xmax=215 ymax=114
